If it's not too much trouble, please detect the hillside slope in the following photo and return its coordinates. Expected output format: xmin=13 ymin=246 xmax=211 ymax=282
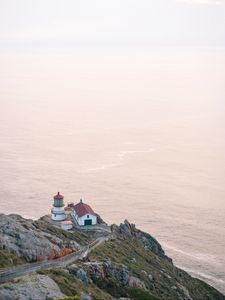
xmin=0 ymin=214 xmax=224 ymax=300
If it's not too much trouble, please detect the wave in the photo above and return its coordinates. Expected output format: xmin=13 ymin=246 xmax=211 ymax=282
xmin=118 ymin=148 xmax=155 ymax=160
xmin=81 ymin=163 xmax=123 ymax=173
xmin=163 ymin=243 xmax=218 ymax=263
xmin=177 ymin=265 xmax=225 ymax=286
xmin=81 ymin=147 xmax=155 ymax=173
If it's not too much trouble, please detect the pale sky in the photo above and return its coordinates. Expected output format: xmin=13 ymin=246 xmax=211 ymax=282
xmin=0 ymin=0 xmax=225 ymax=48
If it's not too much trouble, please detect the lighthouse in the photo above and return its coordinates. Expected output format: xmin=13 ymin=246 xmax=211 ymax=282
xmin=51 ymin=192 xmax=66 ymax=221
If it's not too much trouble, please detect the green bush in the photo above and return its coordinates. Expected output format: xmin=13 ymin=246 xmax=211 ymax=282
xmin=128 ymin=288 xmax=159 ymax=300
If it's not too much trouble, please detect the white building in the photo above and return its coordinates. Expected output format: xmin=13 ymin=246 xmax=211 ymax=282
xmin=51 ymin=192 xmax=66 ymax=221
xmin=72 ymin=199 xmax=97 ymax=226
xmin=61 ymin=220 xmax=73 ymax=231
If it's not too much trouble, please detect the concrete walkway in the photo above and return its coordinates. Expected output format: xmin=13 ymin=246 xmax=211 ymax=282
xmin=75 ymin=224 xmax=111 ymax=234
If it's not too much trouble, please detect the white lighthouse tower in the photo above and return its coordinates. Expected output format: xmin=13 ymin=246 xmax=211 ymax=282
xmin=51 ymin=192 xmax=66 ymax=221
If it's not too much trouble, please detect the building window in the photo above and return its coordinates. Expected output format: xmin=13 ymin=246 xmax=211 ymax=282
xmin=87 ymin=215 xmax=89 ymax=218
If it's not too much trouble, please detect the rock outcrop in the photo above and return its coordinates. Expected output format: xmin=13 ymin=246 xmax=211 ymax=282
xmin=112 ymin=219 xmax=171 ymax=260
xmin=0 ymin=274 xmax=65 ymax=300
xmin=0 ymin=214 xmax=79 ymax=263
xmin=96 ymin=213 xmax=107 ymax=225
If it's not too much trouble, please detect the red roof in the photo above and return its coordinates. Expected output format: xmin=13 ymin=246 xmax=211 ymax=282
xmin=73 ymin=201 xmax=96 ymax=218
xmin=61 ymin=220 xmax=73 ymax=225
xmin=54 ymin=192 xmax=64 ymax=200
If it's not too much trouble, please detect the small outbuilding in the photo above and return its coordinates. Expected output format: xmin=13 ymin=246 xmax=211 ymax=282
xmin=61 ymin=220 xmax=73 ymax=231
xmin=73 ymin=199 xmax=97 ymax=226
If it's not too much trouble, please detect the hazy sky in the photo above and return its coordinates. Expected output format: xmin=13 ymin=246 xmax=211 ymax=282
xmin=0 ymin=0 xmax=224 ymax=48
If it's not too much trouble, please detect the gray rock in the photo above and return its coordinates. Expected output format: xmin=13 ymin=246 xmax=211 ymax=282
xmin=67 ymin=263 xmax=79 ymax=274
xmin=120 ymin=267 xmax=129 ymax=285
xmin=128 ymin=276 xmax=146 ymax=289
xmin=0 ymin=274 xmax=65 ymax=300
xmin=177 ymin=283 xmax=193 ymax=300
xmin=141 ymin=270 xmax=147 ymax=276
xmin=148 ymin=274 xmax=153 ymax=281
xmin=112 ymin=220 xmax=172 ymax=261
xmin=0 ymin=214 xmax=78 ymax=263
xmin=96 ymin=214 xmax=107 ymax=225
xmin=81 ymin=292 xmax=92 ymax=300
xmin=131 ymin=257 xmax=136 ymax=263
xmin=83 ymin=260 xmax=131 ymax=287
xmin=76 ymin=268 xmax=89 ymax=285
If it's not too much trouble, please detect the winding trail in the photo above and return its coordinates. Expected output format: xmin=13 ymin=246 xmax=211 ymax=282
xmin=0 ymin=235 xmax=112 ymax=284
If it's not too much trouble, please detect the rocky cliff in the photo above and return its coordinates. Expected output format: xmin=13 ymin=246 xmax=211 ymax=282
xmin=0 ymin=214 xmax=224 ymax=300
xmin=0 ymin=214 xmax=93 ymax=264
xmin=0 ymin=214 xmax=72 ymax=262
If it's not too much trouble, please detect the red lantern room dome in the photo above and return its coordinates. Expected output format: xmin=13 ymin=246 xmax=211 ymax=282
xmin=54 ymin=192 xmax=64 ymax=200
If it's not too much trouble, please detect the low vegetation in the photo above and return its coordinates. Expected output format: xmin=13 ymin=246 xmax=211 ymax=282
xmin=89 ymin=239 xmax=224 ymax=300
xmin=0 ymin=248 xmax=25 ymax=268
xmin=38 ymin=269 xmax=112 ymax=300
xmin=35 ymin=218 xmax=92 ymax=245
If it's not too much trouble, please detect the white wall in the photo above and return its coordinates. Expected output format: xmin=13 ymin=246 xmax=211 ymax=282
xmin=51 ymin=207 xmax=66 ymax=221
xmin=76 ymin=213 xmax=97 ymax=226
xmin=61 ymin=223 xmax=73 ymax=230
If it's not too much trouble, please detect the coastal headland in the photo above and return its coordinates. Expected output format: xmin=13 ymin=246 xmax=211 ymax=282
xmin=0 ymin=213 xmax=224 ymax=300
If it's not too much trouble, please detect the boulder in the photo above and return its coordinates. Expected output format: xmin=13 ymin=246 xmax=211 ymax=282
xmin=120 ymin=267 xmax=129 ymax=285
xmin=81 ymin=293 xmax=92 ymax=300
xmin=0 ymin=274 xmax=65 ymax=300
xmin=76 ymin=268 xmax=89 ymax=285
xmin=128 ymin=276 xmax=146 ymax=289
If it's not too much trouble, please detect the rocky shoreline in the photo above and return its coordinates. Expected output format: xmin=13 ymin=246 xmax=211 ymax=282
xmin=0 ymin=213 xmax=224 ymax=300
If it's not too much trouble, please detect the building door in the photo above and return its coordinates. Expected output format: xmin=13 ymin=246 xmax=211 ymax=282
xmin=84 ymin=219 xmax=92 ymax=226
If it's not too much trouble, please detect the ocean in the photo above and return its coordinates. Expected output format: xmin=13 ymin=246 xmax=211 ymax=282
xmin=0 ymin=47 xmax=225 ymax=294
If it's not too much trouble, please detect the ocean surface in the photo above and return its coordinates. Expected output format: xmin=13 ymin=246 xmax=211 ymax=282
xmin=0 ymin=47 xmax=225 ymax=294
